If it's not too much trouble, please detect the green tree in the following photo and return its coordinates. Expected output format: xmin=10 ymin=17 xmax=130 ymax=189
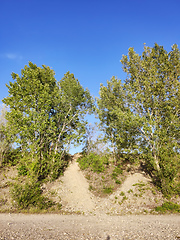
xmin=97 ymin=44 xmax=180 ymax=194
xmin=3 ymin=62 xmax=93 ymax=179
xmin=0 ymin=104 xmax=12 ymax=166
xmin=97 ymin=76 xmax=139 ymax=158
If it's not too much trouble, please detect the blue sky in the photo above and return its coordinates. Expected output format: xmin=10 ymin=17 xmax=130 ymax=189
xmin=1 ymin=0 xmax=180 ymax=153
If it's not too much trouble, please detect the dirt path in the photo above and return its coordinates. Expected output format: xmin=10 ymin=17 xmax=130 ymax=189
xmin=55 ymin=158 xmax=97 ymax=213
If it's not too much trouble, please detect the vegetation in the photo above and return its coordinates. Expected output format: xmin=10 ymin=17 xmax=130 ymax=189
xmin=0 ymin=43 xmax=180 ymax=211
xmin=155 ymin=201 xmax=180 ymax=213
xmin=97 ymin=43 xmax=180 ymax=195
xmin=78 ymin=152 xmax=109 ymax=173
xmin=2 ymin=63 xmax=93 ymax=180
xmin=11 ymin=181 xmax=55 ymax=210
xmin=1 ymin=62 xmax=93 ymax=210
xmin=0 ymin=105 xmax=14 ymax=167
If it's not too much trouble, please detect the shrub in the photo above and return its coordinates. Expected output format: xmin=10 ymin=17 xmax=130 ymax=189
xmin=155 ymin=201 xmax=180 ymax=213
xmin=103 ymin=186 xmax=114 ymax=194
xmin=11 ymin=181 xmax=54 ymax=210
xmin=78 ymin=152 xmax=109 ymax=173
xmin=17 ymin=152 xmax=70 ymax=181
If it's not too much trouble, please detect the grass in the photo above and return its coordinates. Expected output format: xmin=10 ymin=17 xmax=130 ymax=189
xmin=103 ymin=186 xmax=114 ymax=194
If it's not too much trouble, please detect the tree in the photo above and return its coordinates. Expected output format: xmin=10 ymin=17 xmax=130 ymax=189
xmin=97 ymin=76 xmax=139 ymax=158
xmin=3 ymin=62 xmax=93 ymax=179
xmin=0 ymin=104 xmax=11 ymax=166
xmin=97 ymin=44 xmax=180 ymax=194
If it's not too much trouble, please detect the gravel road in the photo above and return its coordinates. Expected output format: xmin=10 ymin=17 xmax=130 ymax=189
xmin=0 ymin=213 xmax=180 ymax=239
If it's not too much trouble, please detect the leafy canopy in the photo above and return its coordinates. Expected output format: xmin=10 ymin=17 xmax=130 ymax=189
xmin=3 ymin=62 xmax=93 ymax=180
xmin=97 ymin=43 xmax=180 ymax=194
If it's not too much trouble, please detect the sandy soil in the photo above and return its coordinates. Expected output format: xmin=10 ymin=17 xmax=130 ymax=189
xmin=48 ymin=155 xmax=164 ymax=215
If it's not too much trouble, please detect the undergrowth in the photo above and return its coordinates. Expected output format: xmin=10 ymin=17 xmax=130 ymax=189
xmin=77 ymin=152 xmax=109 ymax=173
xmin=77 ymin=152 xmax=124 ymax=197
xmin=155 ymin=201 xmax=180 ymax=213
xmin=11 ymin=181 xmax=55 ymax=210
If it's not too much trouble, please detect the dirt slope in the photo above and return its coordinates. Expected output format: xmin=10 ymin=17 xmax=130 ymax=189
xmin=46 ymin=154 xmax=164 ymax=215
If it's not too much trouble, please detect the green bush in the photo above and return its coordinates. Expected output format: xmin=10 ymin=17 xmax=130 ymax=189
xmin=154 ymin=151 xmax=180 ymax=196
xmin=1 ymin=148 xmax=20 ymax=167
xmin=103 ymin=186 xmax=114 ymax=194
xmin=111 ymin=166 xmax=123 ymax=179
xmin=17 ymin=152 xmax=70 ymax=181
xmin=18 ymin=164 xmax=28 ymax=176
xmin=78 ymin=152 xmax=109 ymax=173
xmin=155 ymin=201 xmax=180 ymax=213
xmin=11 ymin=181 xmax=54 ymax=210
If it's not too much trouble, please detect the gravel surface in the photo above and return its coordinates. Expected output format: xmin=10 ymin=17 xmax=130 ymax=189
xmin=0 ymin=213 xmax=180 ymax=239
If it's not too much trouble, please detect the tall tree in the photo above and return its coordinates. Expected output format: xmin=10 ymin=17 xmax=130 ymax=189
xmin=3 ymin=63 xmax=93 ymax=179
xmin=97 ymin=44 xmax=180 ymax=193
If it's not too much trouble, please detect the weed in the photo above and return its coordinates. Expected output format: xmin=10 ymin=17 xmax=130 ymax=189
xmin=103 ymin=186 xmax=114 ymax=194
xmin=112 ymin=166 xmax=123 ymax=178
xmin=127 ymin=189 xmax=133 ymax=193
xmin=122 ymin=196 xmax=128 ymax=201
xmin=89 ymin=185 xmax=93 ymax=191
xmin=151 ymin=189 xmax=157 ymax=195
xmin=133 ymin=182 xmax=146 ymax=187
xmin=120 ymin=191 xmax=125 ymax=196
xmin=115 ymin=179 xmax=121 ymax=184
xmin=86 ymin=174 xmax=91 ymax=180
xmin=49 ymin=190 xmax=57 ymax=196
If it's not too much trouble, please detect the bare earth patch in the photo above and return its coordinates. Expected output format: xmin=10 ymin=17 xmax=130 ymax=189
xmin=44 ymin=154 xmax=165 ymax=215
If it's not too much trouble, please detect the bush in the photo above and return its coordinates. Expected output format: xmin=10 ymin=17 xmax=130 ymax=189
xmin=155 ymin=201 xmax=180 ymax=213
xmin=111 ymin=166 xmax=123 ymax=179
xmin=11 ymin=181 xmax=54 ymax=210
xmin=1 ymin=148 xmax=20 ymax=167
xmin=78 ymin=152 xmax=109 ymax=173
xmin=153 ymin=150 xmax=180 ymax=196
xmin=17 ymin=152 xmax=70 ymax=181
xmin=103 ymin=186 xmax=114 ymax=194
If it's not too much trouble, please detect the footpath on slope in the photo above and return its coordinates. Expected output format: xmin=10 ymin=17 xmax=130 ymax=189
xmin=54 ymin=154 xmax=97 ymax=214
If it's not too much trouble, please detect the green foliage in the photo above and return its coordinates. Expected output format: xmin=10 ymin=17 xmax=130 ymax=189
xmin=111 ymin=166 xmax=123 ymax=184
xmin=103 ymin=186 xmax=114 ymax=194
xmin=155 ymin=201 xmax=180 ymax=213
xmin=48 ymin=152 xmax=70 ymax=181
xmin=11 ymin=181 xmax=54 ymax=210
xmin=120 ymin=191 xmax=125 ymax=196
xmin=115 ymin=179 xmax=121 ymax=184
xmin=17 ymin=164 xmax=28 ymax=176
xmin=78 ymin=152 xmax=109 ymax=173
xmin=97 ymin=43 xmax=180 ymax=195
xmin=17 ymin=151 xmax=70 ymax=181
xmin=0 ymin=104 xmax=14 ymax=167
xmin=2 ymin=62 xmax=93 ymax=180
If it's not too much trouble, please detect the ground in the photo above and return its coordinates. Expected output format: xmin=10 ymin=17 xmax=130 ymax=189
xmin=0 ymin=154 xmax=180 ymax=239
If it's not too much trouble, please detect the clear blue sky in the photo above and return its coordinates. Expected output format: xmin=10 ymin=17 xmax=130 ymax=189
xmin=1 ymin=0 xmax=180 ymax=153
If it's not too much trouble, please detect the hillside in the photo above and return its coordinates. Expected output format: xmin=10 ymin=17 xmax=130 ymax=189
xmin=1 ymin=153 xmax=179 ymax=215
